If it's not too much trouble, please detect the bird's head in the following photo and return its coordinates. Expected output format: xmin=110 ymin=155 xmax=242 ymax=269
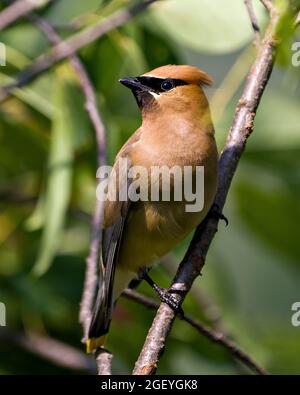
xmin=119 ymin=64 xmax=213 ymax=116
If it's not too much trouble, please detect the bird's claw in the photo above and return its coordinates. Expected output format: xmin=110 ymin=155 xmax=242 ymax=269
xmin=141 ymin=269 xmax=185 ymax=318
xmin=153 ymin=285 xmax=184 ymax=318
xmin=210 ymin=203 xmax=229 ymax=226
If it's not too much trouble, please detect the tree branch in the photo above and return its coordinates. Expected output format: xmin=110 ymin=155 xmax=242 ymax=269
xmin=95 ymin=348 xmax=113 ymax=375
xmin=26 ymin=12 xmax=109 ymax=374
xmin=0 ymin=0 xmax=158 ymax=102
xmin=244 ymin=0 xmax=261 ymax=48
xmin=123 ymin=289 xmax=268 ymax=375
xmin=133 ymin=7 xmax=282 ymax=376
xmin=25 ymin=11 xmax=106 ymax=342
xmin=260 ymin=0 xmax=275 ymax=13
xmin=0 ymin=0 xmax=54 ymax=31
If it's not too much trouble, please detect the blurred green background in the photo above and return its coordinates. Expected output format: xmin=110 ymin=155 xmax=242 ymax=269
xmin=0 ymin=0 xmax=299 ymax=375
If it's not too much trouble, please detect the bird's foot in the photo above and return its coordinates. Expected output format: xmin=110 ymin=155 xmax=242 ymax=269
xmin=140 ymin=269 xmax=184 ymax=318
xmin=210 ymin=203 xmax=229 ymax=226
xmin=153 ymin=285 xmax=185 ymax=318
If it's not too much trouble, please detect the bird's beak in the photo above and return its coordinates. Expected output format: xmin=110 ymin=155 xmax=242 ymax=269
xmin=119 ymin=76 xmax=147 ymax=91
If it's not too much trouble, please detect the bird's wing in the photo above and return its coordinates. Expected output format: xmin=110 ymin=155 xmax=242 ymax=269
xmin=87 ymin=130 xmax=142 ymax=350
xmin=88 ymin=157 xmax=132 ymax=346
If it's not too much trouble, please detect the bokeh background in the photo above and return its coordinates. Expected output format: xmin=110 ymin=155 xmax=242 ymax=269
xmin=0 ymin=0 xmax=300 ymax=375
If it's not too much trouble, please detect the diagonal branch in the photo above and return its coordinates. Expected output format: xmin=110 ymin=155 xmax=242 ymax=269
xmin=25 ymin=14 xmax=106 ymax=166
xmin=0 ymin=328 xmax=95 ymax=372
xmin=133 ymin=7 xmax=282 ymax=376
xmin=0 ymin=0 xmax=54 ymax=31
xmin=123 ymin=289 xmax=268 ymax=375
xmin=0 ymin=0 xmax=158 ymax=102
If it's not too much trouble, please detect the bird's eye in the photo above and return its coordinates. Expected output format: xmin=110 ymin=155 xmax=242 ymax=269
xmin=161 ymin=80 xmax=174 ymax=91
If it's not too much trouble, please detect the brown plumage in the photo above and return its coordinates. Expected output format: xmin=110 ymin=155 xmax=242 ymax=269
xmin=87 ymin=65 xmax=218 ymax=352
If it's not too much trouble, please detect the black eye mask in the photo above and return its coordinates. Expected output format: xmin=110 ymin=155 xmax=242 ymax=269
xmin=137 ymin=76 xmax=188 ymax=94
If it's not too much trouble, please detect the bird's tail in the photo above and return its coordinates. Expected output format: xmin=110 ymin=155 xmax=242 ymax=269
xmin=86 ymin=288 xmax=109 ymax=353
xmin=86 ymin=335 xmax=106 ymax=354
xmin=86 ymin=258 xmax=115 ymax=353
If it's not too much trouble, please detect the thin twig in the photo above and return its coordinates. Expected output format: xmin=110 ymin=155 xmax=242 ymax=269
xmin=260 ymin=0 xmax=275 ymax=13
xmin=26 ymin=13 xmax=106 ymax=343
xmin=27 ymin=13 xmax=109 ymax=373
xmin=0 ymin=0 xmax=54 ymax=31
xmin=26 ymin=13 xmax=107 ymax=164
xmin=0 ymin=0 xmax=158 ymax=102
xmin=244 ymin=0 xmax=261 ymax=47
xmin=133 ymin=7 xmax=282 ymax=376
xmin=123 ymin=289 xmax=268 ymax=375
xmin=95 ymin=348 xmax=113 ymax=375
xmin=0 ymin=328 xmax=95 ymax=372
xmin=81 ymin=201 xmax=105 ymax=340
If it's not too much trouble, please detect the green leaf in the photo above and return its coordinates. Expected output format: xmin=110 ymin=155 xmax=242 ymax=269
xmin=0 ymin=24 xmax=48 ymax=59
xmin=215 ymin=88 xmax=300 ymax=151
xmin=32 ymin=75 xmax=74 ymax=276
xmin=109 ymin=29 xmax=147 ymax=76
xmin=149 ymin=0 xmax=266 ymax=54
xmin=0 ymin=45 xmax=55 ymax=117
xmin=45 ymin=0 xmax=103 ymax=25
xmin=0 ymin=72 xmax=55 ymax=118
xmin=251 ymin=90 xmax=300 ymax=150
xmin=235 ymin=177 xmax=300 ymax=266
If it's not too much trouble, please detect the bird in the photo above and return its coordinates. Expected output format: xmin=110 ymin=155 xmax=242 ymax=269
xmin=86 ymin=64 xmax=219 ymax=353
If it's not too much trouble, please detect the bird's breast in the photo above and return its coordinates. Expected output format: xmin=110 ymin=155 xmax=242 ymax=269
xmin=116 ymin=118 xmax=218 ymax=271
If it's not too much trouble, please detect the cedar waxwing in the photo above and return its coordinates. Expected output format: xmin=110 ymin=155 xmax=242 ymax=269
xmin=87 ymin=65 xmax=218 ymax=353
